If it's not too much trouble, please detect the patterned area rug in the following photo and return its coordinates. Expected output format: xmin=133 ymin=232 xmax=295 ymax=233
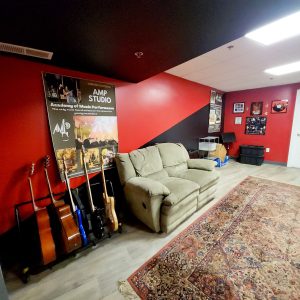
xmin=120 ymin=176 xmax=300 ymax=299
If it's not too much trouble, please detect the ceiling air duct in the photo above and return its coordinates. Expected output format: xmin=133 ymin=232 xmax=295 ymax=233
xmin=0 ymin=42 xmax=53 ymax=60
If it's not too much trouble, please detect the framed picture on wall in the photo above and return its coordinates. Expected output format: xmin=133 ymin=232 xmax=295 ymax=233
xmin=271 ymin=99 xmax=288 ymax=113
xmin=250 ymin=101 xmax=263 ymax=115
xmin=235 ymin=116 xmax=242 ymax=125
xmin=233 ymin=102 xmax=244 ymax=113
xmin=245 ymin=117 xmax=267 ymax=135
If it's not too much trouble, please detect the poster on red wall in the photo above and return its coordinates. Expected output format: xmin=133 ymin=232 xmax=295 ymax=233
xmin=42 ymin=72 xmax=118 ymax=179
xmin=208 ymin=90 xmax=223 ymax=133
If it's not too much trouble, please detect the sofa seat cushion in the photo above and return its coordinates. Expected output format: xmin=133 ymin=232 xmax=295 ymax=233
xmin=176 ymin=169 xmax=220 ymax=192
xmin=129 ymin=146 xmax=163 ymax=177
xmin=159 ymin=177 xmax=200 ymax=206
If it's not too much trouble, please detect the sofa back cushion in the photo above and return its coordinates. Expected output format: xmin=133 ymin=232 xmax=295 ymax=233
xmin=115 ymin=153 xmax=137 ymax=185
xmin=129 ymin=146 xmax=164 ymax=177
xmin=164 ymin=163 xmax=188 ymax=177
xmin=146 ymin=169 xmax=169 ymax=181
xmin=156 ymin=143 xmax=190 ymax=167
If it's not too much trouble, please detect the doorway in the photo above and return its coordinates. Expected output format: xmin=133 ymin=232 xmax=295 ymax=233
xmin=288 ymin=89 xmax=300 ymax=168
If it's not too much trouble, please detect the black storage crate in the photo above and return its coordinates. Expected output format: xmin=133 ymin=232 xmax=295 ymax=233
xmin=239 ymin=154 xmax=264 ymax=166
xmin=239 ymin=145 xmax=264 ymax=166
xmin=240 ymin=145 xmax=264 ymax=156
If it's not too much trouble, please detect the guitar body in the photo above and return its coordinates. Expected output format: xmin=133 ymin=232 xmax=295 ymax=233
xmin=91 ymin=208 xmax=105 ymax=239
xmin=71 ymin=188 xmax=90 ymax=245
xmin=56 ymin=203 xmax=82 ymax=253
xmin=75 ymin=208 xmax=88 ymax=246
xmin=81 ymin=145 xmax=105 ymax=240
xmin=44 ymin=156 xmax=81 ymax=254
xmin=35 ymin=208 xmax=56 ymax=265
xmin=103 ymin=193 xmax=118 ymax=232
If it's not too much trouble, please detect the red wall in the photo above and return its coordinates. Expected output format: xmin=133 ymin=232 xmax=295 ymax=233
xmin=0 ymin=56 xmax=212 ymax=234
xmin=224 ymin=83 xmax=300 ymax=163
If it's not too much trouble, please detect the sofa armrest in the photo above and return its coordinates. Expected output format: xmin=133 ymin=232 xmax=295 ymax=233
xmin=124 ymin=177 xmax=170 ymax=232
xmin=126 ymin=177 xmax=170 ymax=197
xmin=187 ymin=159 xmax=216 ymax=171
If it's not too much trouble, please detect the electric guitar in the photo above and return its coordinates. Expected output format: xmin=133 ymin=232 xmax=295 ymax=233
xmin=100 ymin=154 xmax=118 ymax=232
xmin=62 ymin=157 xmax=88 ymax=246
xmin=28 ymin=163 xmax=56 ymax=265
xmin=81 ymin=145 xmax=105 ymax=239
xmin=44 ymin=156 xmax=81 ymax=253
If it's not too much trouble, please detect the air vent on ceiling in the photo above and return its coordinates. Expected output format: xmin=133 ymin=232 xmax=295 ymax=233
xmin=0 ymin=42 xmax=53 ymax=60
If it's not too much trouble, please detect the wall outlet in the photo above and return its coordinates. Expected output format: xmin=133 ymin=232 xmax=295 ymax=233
xmin=266 ymin=148 xmax=270 ymax=152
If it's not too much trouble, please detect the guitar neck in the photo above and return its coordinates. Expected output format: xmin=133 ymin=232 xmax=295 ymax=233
xmin=63 ymin=169 xmax=77 ymax=214
xmin=82 ymin=151 xmax=95 ymax=212
xmin=44 ymin=168 xmax=56 ymax=204
xmin=100 ymin=158 xmax=108 ymax=198
xmin=28 ymin=177 xmax=39 ymax=212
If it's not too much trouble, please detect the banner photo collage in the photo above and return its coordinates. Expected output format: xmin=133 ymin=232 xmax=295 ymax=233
xmin=208 ymin=90 xmax=223 ymax=133
xmin=43 ymin=73 xmax=118 ymax=180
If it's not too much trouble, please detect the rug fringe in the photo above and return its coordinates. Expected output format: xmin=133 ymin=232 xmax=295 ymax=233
xmin=118 ymin=280 xmax=140 ymax=299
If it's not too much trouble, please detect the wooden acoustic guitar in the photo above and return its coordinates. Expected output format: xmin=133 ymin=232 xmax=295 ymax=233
xmin=100 ymin=153 xmax=118 ymax=232
xmin=81 ymin=145 xmax=105 ymax=240
xmin=62 ymin=157 xmax=88 ymax=246
xmin=28 ymin=163 xmax=56 ymax=265
xmin=44 ymin=156 xmax=81 ymax=253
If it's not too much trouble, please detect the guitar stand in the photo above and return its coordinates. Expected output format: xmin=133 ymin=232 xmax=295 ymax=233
xmin=14 ymin=192 xmax=65 ymax=283
xmin=14 ymin=179 xmax=123 ymax=283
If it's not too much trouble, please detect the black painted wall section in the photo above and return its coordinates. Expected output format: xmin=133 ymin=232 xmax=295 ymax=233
xmin=142 ymin=104 xmax=222 ymax=151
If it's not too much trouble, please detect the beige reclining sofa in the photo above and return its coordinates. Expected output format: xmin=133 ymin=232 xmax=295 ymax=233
xmin=115 ymin=143 xmax=220 ymax=233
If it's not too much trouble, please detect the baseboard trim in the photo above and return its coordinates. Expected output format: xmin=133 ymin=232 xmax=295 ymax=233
xmin=264 ymin=160 xmax=287 ymax=166
xmin=229 ymin=156 xmax=287 ymax=166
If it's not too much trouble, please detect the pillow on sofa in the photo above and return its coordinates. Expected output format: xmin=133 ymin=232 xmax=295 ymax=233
xmin=129 ymin=146 xmax=164 ymax=177
xmin=156 ymin=143 xmax=189 ymax=167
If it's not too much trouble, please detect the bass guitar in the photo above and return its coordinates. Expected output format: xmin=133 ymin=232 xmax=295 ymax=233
xmin=81 ymin=145 xmax=105 ymax=239
xmin=100 ymin=154 xmax=118 ymax=232
xmin=62 ymin=157 xmax=88 ymax=246
xmin=44 ymin=156 xmax=81 ymax=253
xmin=28 ymin=163 xmax=56 ymax=265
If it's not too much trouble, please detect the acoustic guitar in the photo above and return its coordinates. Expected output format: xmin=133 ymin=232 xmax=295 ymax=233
xmin=100 ymin=153 xmax=118 ymax=232
xmin=81 ymin=145 xmax=105 ymax=239
xmin=62 ymin=157 xmax=88 ymax=246
xmin=28 ymin=163 xmax=56 ymax=265
xmin=44 ymin=156 xmax=81 ymax=253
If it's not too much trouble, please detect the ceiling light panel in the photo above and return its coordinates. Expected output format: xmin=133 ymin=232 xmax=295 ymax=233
xmin=245 ymin=11 xmax=300 ymax=45
xmin=265 ymin=60 xmax=300 ymax=75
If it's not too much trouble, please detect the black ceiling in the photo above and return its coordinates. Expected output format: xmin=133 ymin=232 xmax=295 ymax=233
xmin=1 ymin=1 xmax=300 ymax=83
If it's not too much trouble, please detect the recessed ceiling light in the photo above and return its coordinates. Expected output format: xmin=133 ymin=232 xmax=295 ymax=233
xmin=245 ymin=11 xmax=300 ymax=45
xmin=265 ymin=60 xmax=300 ymax=75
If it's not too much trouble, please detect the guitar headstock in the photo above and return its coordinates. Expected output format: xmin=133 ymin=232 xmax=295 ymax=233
xmin=44 ymin=155 xmax=50 ymax=169
xmin=81 ymin=145 xmax=86 ymax=154
xmin=100 ymin=149 xmax=105 ymax=167
xmin=29 ymin=163 xmax=35 ymax=177
xmin=62 ymin=156 xmax=68 ymax=172
xmin=81 ymin=145 xmax=87 ymax=163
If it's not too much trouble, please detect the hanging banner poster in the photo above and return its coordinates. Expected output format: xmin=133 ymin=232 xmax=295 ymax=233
xmin=42 ymin=72 xmax=118 ymax=179
xmin=208 ymin=90 xmax=223 ymax=133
